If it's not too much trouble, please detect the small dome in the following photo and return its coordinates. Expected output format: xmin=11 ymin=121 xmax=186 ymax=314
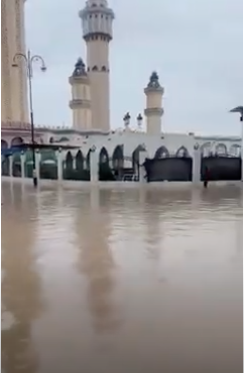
xmin=86 ymin=0 xmax=108 ymax=7
xmin=72 ymin=58 xmax=87 ymax=77
xmin=147 ymin=71 xmax=162 ymax=89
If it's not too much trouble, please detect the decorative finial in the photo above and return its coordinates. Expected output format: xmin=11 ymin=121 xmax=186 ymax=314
xmin=137 ymin=114 xmax=143 ymax=129
xmin=147 ymin=71 xmax=161 ymax=89
xmin=194 ymin=143 xmax=199 ymax=150
xmin=72 ymin=58 xmax=87 ymax=77
xmin=123 ymin=112 xmax=131 ymax=128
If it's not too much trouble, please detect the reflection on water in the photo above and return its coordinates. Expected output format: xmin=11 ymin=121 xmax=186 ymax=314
xmin=2 ymin=183 xmax=42 ymax=373
xmin=76 ymin=192 xmax=121 ymax=335
xmin=1 ymin=182 xmax=243 ymax=373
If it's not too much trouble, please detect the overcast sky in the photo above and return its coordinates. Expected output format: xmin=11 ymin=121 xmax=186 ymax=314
xmin=25 ymin=0 xmax=243 ymax=135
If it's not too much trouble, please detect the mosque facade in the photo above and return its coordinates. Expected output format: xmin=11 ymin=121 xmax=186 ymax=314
xmin=1 ymin=0 xmax=242 ymax=183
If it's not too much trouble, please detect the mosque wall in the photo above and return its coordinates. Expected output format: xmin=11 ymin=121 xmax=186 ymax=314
xmin=1 ymin=129 xmax=242 ymax=160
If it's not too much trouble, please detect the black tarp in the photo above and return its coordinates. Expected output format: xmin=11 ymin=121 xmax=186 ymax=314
xmin=144 ymin=157 xmax=193 ymax=182
xmin=201 ymin=157 xmax=242 ymax=181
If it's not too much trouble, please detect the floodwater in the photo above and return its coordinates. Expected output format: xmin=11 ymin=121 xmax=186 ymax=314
xmin=1 ymin=182 xmax=243 ymax=373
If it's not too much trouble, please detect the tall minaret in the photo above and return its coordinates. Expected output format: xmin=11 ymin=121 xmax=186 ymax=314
xmin=79 ymin=0 xmax=115 ymax=132
xmin=69 ymin=58 xmax=92 ymax=131
xmin=1 ymin=0 xmax=28 ymax=124
xmin=144 ymin=72 xmax=164 ymax=135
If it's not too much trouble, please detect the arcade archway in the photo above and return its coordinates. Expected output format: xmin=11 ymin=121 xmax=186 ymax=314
xmin=154 ymin=146 xmax=169 ymax=159
xmin=11 ymin=137 xmax=24 ymax=147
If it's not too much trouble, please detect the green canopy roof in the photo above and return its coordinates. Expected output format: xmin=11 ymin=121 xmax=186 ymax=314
xmin=12 ymin=153 xmax=21 ymax=162
xmin=40 ymin=149 xmax=57 ymax=164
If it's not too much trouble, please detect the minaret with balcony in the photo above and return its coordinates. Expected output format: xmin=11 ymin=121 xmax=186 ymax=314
xmin=69 ymin=58 xmax=92 ymax=130
xmin=79 ymin=0 xmax=115 ymax=132
xmin=144 ymin=72 xmax=164 ymax=135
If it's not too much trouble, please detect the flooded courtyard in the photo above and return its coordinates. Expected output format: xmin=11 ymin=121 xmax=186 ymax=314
xmin=1 ymin=181 xmax=243 ymax=373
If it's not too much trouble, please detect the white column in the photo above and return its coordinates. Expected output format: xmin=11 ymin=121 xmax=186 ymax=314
xmin=192 ymin=145 xmax=201 ymax=184
xmin=90 ymin=149 xmax=99 ymax=183
xmin=139 ymin=151 xmax=148 ymax=183
xmin=9 ymin=155 xmax=13 ymax=177
xmin=35 ymin=151 xmax=41 ymax=181
xmin=20 ymin=153 xmax=25 ymax=178
xmin=57 ymin=150 xmax=63 ymax=182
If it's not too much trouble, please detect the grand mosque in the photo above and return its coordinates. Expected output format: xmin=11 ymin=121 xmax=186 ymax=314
xmin=1 ymin=0 xmax=242 ymax=183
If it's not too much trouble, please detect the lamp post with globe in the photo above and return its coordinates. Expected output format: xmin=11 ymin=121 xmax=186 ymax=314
xmin=12 ymin=50 xmax=47 ymax=187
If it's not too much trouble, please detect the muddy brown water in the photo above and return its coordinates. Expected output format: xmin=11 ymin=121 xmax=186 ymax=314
xmin=1 ymin=182 xmax=243 ymax=373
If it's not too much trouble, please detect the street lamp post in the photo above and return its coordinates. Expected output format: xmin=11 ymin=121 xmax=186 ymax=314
xmin=12 ymin=50 xmax=47 ymax=187
xmin=229 ymin=106 xmax=243 ymax=181
xmin=229 ymin=105 xmax=243 ymax=136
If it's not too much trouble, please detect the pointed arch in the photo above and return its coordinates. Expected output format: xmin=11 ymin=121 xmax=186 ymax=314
xmin=59 ymin=137 xmax=69 ymax=143
xmin=230 ymin=144 xmax=241 ymax=157
xmin=99 ymin=147 xmax=113 ymax=181
xmin=12 ymin=153 xmax=22 ymax=177
xmin=175 ymin=146 xmax=189 ymax=158
xmin=215 ymin=143 xmax=227 ymax=156
xmin=200 ymin=142 xmax=212 ymax=157
xmin=154 ymin=146 xmax=169 ymax=159
xmin=99 ymin=147 xmax=109 ymax=164
xmin=112 ymin=145 xmax=124 ymax=169
xmin=132 ymin=144 xmax=146 ymax=170
xmin=76 ymin=150 xmax=84 ymax=171
xmin=65 ymin=151 xmax=73 ymax=170
xmin=11 ymin=137 xmax=24 ymax=147
xmin=1 ymin=139 xmax=8 ymax=149
xmin=86 ymin=149 xmax=91 ymax=169
xmin=63 ymin=151 xmax=73 ymax=179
